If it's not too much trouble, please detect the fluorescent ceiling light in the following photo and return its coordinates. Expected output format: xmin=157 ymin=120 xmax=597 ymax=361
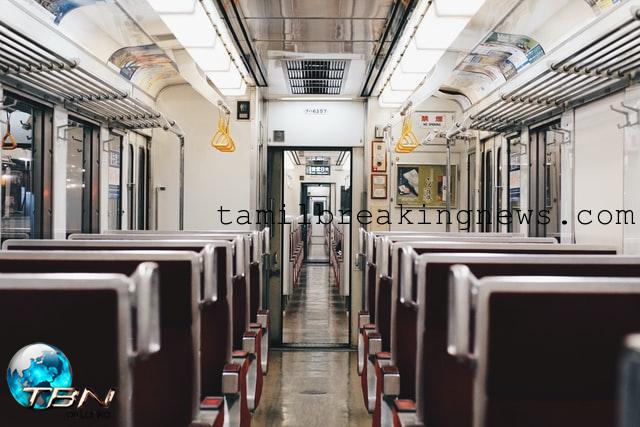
xmin=160 ymin=2 xmax=217 ymax=47
xmin=219 ymin=80 xmax=247 ymax=97
xmin=148 ymin=0 xmax=248 ymax=97
xmin=186 ymin=45 xmax=231 ymax=71
xmin=206 ymin=68 xmax=243 ymax=89
xmin=389 ymin=70 xmax=425 ymax=91
xmin=414 ymin=7 xmax=470 ymax=50
xmin=377 ymin=0 xmax=486 ymax=108
xmin=399 ymin=40 xmax=443 ymax=73
xmin=279 ymin=97 xmax=355 ymax=101
xmin=434 ymin=0 xmax=486 ymax=16
xmin=379 ymin=87 xmax=412 ymax=105
xmin=146 ymin=0 xmax=197 ymax=14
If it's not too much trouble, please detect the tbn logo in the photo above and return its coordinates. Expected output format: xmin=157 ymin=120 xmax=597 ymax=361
xmin=22 ymin=387 xmax=115 ymax=410
xmin=6 ymin=343 xmax=116 ymax=410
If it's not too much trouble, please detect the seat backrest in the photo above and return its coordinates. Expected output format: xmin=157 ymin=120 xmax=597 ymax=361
xmin=372 ymin=238 xmax=600 ymax=357
xmin=3 ymin=239 xmax=237 ymax=396
xmin=411 ymin=254 xmax=636 ymax=427
xmin=473 ymin=276 xmax=640 ymax=427
xmin=62 ymin=234 xmax=258 ymax=324
xmin=371 ymin=235 xmax=558 ymax=329
xmin=0 ymin=273 xmax=136 ymax=427
xmin=360 ymin=230 xmax=553 ymax=309
xmin=0 ymin=251 xmax=200 ymax=427
xmin=619 ymin=334 xmax=640 ymax=427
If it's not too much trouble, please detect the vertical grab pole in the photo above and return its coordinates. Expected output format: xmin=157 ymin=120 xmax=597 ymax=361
xmin=179 ymin=135 xmax=185 ymax=230
xmin=445 ymin=138 xmax=452 ymax=232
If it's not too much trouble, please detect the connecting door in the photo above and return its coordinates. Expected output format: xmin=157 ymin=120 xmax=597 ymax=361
xmin=529 ymin=122 xmax=561 ymax=239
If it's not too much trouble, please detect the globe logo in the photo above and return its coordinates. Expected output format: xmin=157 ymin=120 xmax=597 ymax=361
xmin=6 ymin=343 xmax=73 ymax=410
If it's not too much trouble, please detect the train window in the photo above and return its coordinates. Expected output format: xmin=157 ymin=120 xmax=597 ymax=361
xmin=65 ymin=122 xmax=85 ymax=235
xmin=107 ymin=133 xmax=122 ymax=230
xmin=65 ymin=119 xmax=99 ymax=235
xmin=0 ymin=94 xmax=50 ymax=239
xmin=497 ymin=147 xmax=503 ymax=227
xmin=127 ymin=144 xmax=134 ymax=229
xmin=483 ymin=150 xmax=493 ymax=232
xmin=467 ymin=151 xmax=476 ymax=231
xmin=137 ymin=146 xmax=146 ymax=230
xmin=508 ymin=137 xmax=522 ymax=233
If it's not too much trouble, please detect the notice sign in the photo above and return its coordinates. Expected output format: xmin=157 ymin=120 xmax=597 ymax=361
xmin=419 ymin=114 xmax=446 ymax=129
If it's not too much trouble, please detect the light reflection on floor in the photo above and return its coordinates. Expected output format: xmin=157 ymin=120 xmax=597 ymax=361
xmin=283 ymin=263 xmax=349 ymax=345
xmin=252 ymin=351 xmax=370 ymax=427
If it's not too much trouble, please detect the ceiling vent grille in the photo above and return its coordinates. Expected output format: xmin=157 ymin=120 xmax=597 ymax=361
xmin=285 ymin=60 xmax=347 ymax=95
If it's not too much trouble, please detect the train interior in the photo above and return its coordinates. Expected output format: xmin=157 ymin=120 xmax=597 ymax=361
xmin=2 ymin=0 xmax=640 ymax=426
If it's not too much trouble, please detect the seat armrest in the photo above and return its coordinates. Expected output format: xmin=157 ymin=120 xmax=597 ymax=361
xmin=373 ymin=353 xmax=395 ymax=427
xmin=367 ymin=331 xmax=382 ymax=357
xmin=254 ymin=311 xmax=270 ymax=374
xmin=242 ymin=330 xmax=264 ymax=410
xmin=361 ymin=330 xmax=382 ymax=412
xmin=380 ymin=364 xmax=400 ymax=398
xmin=225 ymin=353 xmax=251 ymax=427
xmin=392 ymin=400 xmax=420 ymax=427
xmin=191 ymin=397 xmax=224 ymax=427
xmin=358 ymin=311 xmax=370 ymax=330
xmin=358 ymin=320 xmax=374 ymax=375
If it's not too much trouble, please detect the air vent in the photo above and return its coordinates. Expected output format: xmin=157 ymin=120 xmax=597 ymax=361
xmin=285 ymin=60 xmax=347 ymax=95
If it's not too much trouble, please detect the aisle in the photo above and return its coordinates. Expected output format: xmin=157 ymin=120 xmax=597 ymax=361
xmin=283 ymin=263 xmax=349 ymax=345
xmin=251 ymin=351 xmax=370 ymax=427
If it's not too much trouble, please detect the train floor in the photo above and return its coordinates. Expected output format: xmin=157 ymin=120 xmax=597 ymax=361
xmin=251 ymin=350 xmax=370 ymax=426
xmin=254 ymin=243 xmax=364 ymax=425
xmin=282 ymin=263 xmax=349 ymax=344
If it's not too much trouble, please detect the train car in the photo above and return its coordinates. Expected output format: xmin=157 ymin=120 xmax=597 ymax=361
xmin=1 ymin=0 xmax=640 ymax=426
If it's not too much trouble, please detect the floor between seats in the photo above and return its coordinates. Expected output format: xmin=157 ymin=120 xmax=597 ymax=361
xmin=252 ymin=350 xmax=370 ymax=426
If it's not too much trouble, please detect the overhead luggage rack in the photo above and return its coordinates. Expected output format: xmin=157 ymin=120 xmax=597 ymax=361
xmin=0 ymin=21 xmax=177 ymax=132
xmin=469 ymin=9 xmax=640 ymax=132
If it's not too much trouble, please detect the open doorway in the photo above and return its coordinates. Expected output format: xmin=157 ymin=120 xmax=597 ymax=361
xmin=268 ymin=148 xmax=352 ymax=347
xmin=301 ymin=183 xmax=331 ymax=262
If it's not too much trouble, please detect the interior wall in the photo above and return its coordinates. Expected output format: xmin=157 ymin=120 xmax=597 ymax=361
xmin=365 ymin=97 xmax=466 ymax=232
xmin=365 ymin=99 xmax=394 ymax=232
xmin=574 ymin=91 xmax=625 ymax=250
xmin=154 ymin=84 xmax=257 ymax=230
xmin=268 ymin=101 xmax=365 ymax=147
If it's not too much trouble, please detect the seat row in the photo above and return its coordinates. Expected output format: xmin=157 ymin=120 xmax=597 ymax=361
xmin=283 ymin=216 xmax=305 ymax=295
xmin=0 ymin=229 xmax=270 ymax=427
xmin=327 ymin=218 xmax=351 ymax=296
xmin=355 ymin=229 xmax=640 ymax=426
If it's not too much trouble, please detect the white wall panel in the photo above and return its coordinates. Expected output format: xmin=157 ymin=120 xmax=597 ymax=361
xmin=154 ymin=84 xmax=255 ymax=230
xmin=267 ymin=101 xmax=364 ymax=147
xmin=574 ymin=92 xmax=624 ymax=250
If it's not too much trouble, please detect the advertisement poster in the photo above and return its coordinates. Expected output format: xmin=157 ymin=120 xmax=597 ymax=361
xmin=35 ymin=0 xmax=103 ymax=24
xmin=444 ymin=32 xmax=545 ymax=104
xmin=34 ymin=0 xmax=183 ymax=96
xmin=584 ymin=0 xmax=622 ymax=14
xmin=396 ymin=164 xmax=458 ymax=208
xmin=109 ymin=45 xmax=179 ymax=91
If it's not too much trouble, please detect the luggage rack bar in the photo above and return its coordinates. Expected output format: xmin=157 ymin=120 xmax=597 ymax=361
xmin=469 ymin=9 xmax=640 ymax=132
xmin=0 ymin=20 xmax=178 ymax=133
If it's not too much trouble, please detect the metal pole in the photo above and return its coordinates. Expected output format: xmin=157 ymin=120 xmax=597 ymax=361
xmin=179 ymin=136 xmax=185 ymax=230
xmin=446 ymin=139 xmax=451 ymax=233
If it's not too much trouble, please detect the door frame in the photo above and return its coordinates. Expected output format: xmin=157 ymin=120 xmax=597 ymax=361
xmin=266 ymin=146 xmax=353 ymax=348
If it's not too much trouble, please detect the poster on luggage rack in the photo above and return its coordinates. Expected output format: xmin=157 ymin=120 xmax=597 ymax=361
xmin=584 ymin=0 xmax=622 ymax=14
xmin=443 ymin=31 xmax=545 ymax=104
xmin=32 ymin=0 xmax=183 ymax=96
xmin=35 ymin=0 xmax=103 ymax=24
xmin=396 ymin=164 xmax=457 ymax=208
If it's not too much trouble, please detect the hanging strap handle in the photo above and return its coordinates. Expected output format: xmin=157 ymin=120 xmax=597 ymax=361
xmin=2 ymin=111 xmax=17 ymax=150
